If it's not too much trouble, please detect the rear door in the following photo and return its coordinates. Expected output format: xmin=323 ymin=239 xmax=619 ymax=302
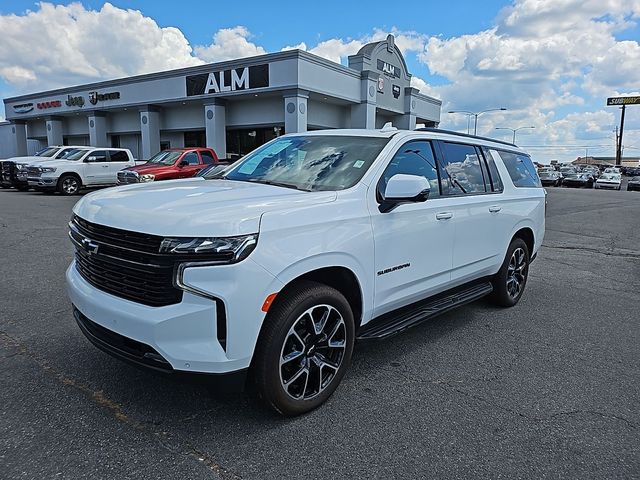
xmin=369 ymin=139 xmax=455 ymax=316
xmin=83 ymin=150 xmax=110 ymax=185
xmin=106 ymin=150 xmax=131 ymax=184
xmin=433 ymin=141 xmax=506 ymax=283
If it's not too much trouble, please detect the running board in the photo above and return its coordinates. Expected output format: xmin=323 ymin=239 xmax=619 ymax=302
xmin=357 ymin=282 xmax=493 ymax=340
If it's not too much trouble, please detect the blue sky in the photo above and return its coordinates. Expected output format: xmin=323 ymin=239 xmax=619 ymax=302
xmin=1 ymin=1 xmax=639 ymax=162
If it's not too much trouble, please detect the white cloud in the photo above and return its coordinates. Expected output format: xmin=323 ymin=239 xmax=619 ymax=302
xmin=0 ymin=2 xmax=203 ymax=89
xmin=194 ymin=26 xmax=266 ymax=62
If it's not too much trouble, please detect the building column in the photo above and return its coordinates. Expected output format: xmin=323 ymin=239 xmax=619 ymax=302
xmin=283 ymin=90 xmax=308 ymax=133
xmin=46 ymin=117 xmax=63 ymax=146
xmin=88 ymin=113 xmax=107 ymax=147
xmin=204 ymin=102 xmax=226 ymax=158
xmin=11 ymin=122 xmax=28 ymax=156
xmin=395 ymin=87 xmax=419 ymax=130
xmin=140 ymin=108 xmax=161 ymax=160
xmin=350 ymin=71 xmax=378 ymax=129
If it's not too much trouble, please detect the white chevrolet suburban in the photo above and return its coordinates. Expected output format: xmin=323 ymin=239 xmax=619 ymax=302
xmin=66 ymin=127 xmax=545 ymax=415
xmin=27 ymin=147 xmax=136 ymax=195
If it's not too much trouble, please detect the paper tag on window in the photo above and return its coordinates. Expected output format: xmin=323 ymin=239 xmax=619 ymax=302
xmin=353 ymin=160 xmax=365 ymax=168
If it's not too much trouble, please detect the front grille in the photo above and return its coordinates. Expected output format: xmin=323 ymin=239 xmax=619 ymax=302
xmin=70 ymin=215 xmax=182 ymax=307
xmin=117 ymin=170 xmax=139 ymax=184
xmin=27 ymin=166 xmax=41 ymax=178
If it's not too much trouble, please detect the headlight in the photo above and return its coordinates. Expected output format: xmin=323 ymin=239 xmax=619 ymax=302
xmin=159 ymin=234 xmax=258 ymax=263
xmin=17 ymin=164 xmax=28 ymax=170
xmin=140 ymin=174 xmax=155 ymax=182
xmin=41 ymin=167 xmax=56 ymax=173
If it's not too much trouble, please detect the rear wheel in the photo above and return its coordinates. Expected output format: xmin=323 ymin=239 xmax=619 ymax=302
xmin=252 ymin=280 xmax=354 ymax=416
xmin=57 ymin=174 xmax=81 ymax=195
xmin=490 ymin=238 xmax=530 ymax=307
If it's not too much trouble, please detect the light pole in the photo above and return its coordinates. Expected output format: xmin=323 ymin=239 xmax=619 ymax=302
xmin=449 ymin=108 xmax=507 ymax=135
xmin=495 ymin=126 xmax=535 ymax=144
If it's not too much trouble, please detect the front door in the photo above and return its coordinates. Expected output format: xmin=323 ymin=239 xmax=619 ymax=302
xmin=83 ymin=150 xmax=110 ymax=185
xmin=369 ymin=140 xmax=455 ymax=317
xmin=177 ymin=151 xmax=202 ymax=178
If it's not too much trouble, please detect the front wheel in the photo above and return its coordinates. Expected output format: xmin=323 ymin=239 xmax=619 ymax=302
xmin=57 ymin=174 xmax=81 ymax=195
xmin=490 ymin=238 xmax=530 ymax=307
xmin=252 ymin=280 xmax=355 ymax=416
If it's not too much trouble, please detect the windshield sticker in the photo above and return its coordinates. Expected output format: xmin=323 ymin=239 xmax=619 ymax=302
xmin=353 ymin=160 xmax=365 ymax=168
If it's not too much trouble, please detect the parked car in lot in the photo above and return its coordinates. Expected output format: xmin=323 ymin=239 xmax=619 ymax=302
xmin=117 ymin=148 xmax=220 ymax=185
xmin=627 ymin=176 xmax=640 ymax=191
xmin=561 ymin=172 xmax=594 ymax=188
xmin=1 ymin=145 xmax=85 ymax=190
xmin=27 ymin=147 xmax=136 ymax=195
xmin=538 ymin=170 xmax=562 ymax=186
xmin=66 ymin=127 xmax=545 ymax=416
xmin=603 ymin=167 xmax=621 ymax=175
xmin=594 ymin=173 xmax=622 ymax=190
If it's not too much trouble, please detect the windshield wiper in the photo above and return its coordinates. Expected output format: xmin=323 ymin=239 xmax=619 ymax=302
xmin=245 ymin=178 xmax=311 ymax=191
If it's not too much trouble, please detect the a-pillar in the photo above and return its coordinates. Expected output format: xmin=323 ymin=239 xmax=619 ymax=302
xmin=350 ymin=71 xmax=378 ymax=129
xmin=204 ymin=102 xmax=226 ymax=158
xmin=46 ymin=117 xmax=63 ymax=146
xmin=140 ymin=108 xmax=161 ymax=160
xmin=88 ymin=112 xmax=107 ymax=147
xmin=10 ymin=122 xmax=28 ymax=156
xmin=283 ymin=90 xmax=308 ymax=133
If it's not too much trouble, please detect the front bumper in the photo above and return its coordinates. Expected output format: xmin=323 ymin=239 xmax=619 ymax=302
xmin=595 ymin=183 xmax=620 ymax=189
xmin=562 ymin=180 xmax=589 ymax=188
xmin=28 ymin=176 xmax=58 ymax=188
xmin=66 ymin=258 xmax=284 ymax=376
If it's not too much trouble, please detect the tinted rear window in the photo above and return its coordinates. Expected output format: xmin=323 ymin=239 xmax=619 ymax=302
xmin=496 ymin=150 xmax=541 ymax=187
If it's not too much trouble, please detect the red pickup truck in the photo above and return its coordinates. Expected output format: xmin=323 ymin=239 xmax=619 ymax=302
xmin=117 ymin=147 xmax=223 ymax=185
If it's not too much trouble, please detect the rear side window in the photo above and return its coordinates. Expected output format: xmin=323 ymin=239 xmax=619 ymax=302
xmin=200 ymin=151 xmax=216 ymax=165
xmin=438 ymin=142 xmax=486 ymax=195
xmin=379 ymin=140 xmax=441 ymax=198
xmin=109 ymin=151 xmax=129 ymax=162
xmin=497 ymin=150 xmax=541 ymax=187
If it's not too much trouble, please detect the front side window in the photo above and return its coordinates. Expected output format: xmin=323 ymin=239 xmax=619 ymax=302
xmin=498 ymin=150 xmax=541 ymax=187
xmin=225 ymin=135 xmax=389 ymax=191
xmin=439 ymin=142 xmax=486 ymax=195
xmin=378 ymin=140 xmax=440 ymax=198
xmin=88 ymin=150 xmax=108 ymax=162
xmin=63 ymin=149 xmax=90 ymax=161
xmin=183 ymin=152 xmax=199 ymax=165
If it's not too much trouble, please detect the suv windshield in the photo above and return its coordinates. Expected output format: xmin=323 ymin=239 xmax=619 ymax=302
xmin=34 ymin=147 xmax=59 ymax=157
xmin=147 ymin=151 xmax=183 ymax=165
xmin=224 ymin=135 xmax=389 ymax=191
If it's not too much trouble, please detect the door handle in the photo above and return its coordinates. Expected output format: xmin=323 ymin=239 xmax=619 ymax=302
xmin=489 ymin=205 xmax=502 ymax=213
xmin=436 ymin=212 xmax=453 ymax=220
xmin=102 ymin=165 xmax=109 ymax=168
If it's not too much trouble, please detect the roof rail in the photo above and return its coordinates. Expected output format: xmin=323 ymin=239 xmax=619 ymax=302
xmin=415 ymin=127 xmax=518 ymax=148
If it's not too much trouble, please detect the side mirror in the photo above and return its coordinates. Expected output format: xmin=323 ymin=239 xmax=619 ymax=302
xmin=379 ymin=174 xmax=431 ymax=213
xmin=178 ymin=160 xmax=188 ymax=167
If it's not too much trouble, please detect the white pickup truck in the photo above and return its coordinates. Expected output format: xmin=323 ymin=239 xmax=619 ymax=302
xmin=27 ymin=147 xmax=136 ymax=195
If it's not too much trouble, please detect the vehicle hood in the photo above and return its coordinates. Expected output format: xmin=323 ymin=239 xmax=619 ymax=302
xmin=73 ymin=178 xmax=337 ymax=237
xmin=5 ymin=155 xmax=43 ymax=165
xmin=28 ymin=159 xmax=78 ymax=169
xmin=122 ymin=162 xmax=175 ymax=175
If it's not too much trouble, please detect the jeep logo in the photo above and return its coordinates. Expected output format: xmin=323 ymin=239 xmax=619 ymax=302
xmin=65 ymin=95 xmax=85 ymax=107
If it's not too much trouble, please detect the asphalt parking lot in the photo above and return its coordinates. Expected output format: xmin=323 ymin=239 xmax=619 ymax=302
xmin=1 ymin=186 xmax=639 ymax=479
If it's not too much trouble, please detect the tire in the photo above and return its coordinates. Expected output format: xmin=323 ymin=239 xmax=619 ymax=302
xmin=57 ymin=174 xmax=81 ymax=195
xmin=490 ymin=238 xmax=530 ymax=307
xmin=252 ymin=280 xmax=355 ymax=416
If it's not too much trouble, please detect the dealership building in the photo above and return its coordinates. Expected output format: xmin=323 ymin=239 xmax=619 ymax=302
xmin=1 ymin=35 xmax=441 ymax=160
